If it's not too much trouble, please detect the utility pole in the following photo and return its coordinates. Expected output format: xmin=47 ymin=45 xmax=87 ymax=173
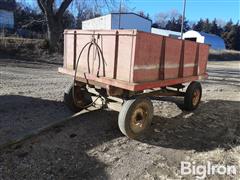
xmin=181 ymin=0 xmax=186 ymax=39
xmin=118 ymin=0 xmax=122 ymax=29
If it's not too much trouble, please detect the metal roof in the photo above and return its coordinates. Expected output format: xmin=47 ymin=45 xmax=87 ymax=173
xmin=110 ymin=13 xmax=152 ymax=22
xmin=183 ymin=30 xmax=225 ymax=50
xmin=151 ymin=28 xmax=181 ymax=37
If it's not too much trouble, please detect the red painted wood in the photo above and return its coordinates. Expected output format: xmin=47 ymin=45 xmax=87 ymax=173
xmin=59 ymin=67 xmax=208 ymax=91
xmin=60 ymin=30 xmax=209 ymax=92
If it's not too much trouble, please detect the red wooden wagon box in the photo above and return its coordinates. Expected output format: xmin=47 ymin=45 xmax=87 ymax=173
xmin=59 ymin=29 xmax=209 ymax=138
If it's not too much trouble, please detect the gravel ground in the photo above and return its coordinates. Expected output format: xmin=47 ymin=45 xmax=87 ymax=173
xmin=0 ymin=59 xmax=72 ymax=146
xmin=0 ymin=59 xmax=239 ymax=179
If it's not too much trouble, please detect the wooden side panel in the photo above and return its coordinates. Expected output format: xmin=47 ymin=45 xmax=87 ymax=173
xmin=64 ymin=33 xmax=74 ymax=70
xmin=62 ymin=29 xmax=209 ymax=90
xmin=75 ymin=33 xmax=92 ymax=73
xmin=131 ymin=31 xmax=209 ymax=83
xmin=132 ymin=32 xmax=163 ymax=82
xmin=164 ymin=38 xmax=182 ymax=79
xmin=64 ymin=30 xmax=136 ymax=82
xmin=183 ymin=40 xmax=197 ymax=77
xmin=198 ymin=44 xmax=209 ymax=75
xmin=116 ymin=32 xmax=136 ymax=81
xmin=63 ymin=32 xmax=67 ymax=69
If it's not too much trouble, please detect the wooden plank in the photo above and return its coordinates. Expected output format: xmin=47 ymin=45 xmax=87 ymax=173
xmin=159 ymin=36 xmax=165 ymax=80
xmin=73 ymin=31 xmax=77 ymax=70
xmin=113 ymin=31 xmax=119 ymax=79
xmin=194 ymin=43 xmax=200 ymax=76
xmin=178 ymin=40 xmax=185 ymax=78
xmin=58 ymin=67 xmax=208 ymax=92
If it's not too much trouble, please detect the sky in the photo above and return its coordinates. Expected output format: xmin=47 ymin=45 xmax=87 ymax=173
xmin=126 ymin=0 xmax=240 ymax=23
xmin=19 ymin=0 xmax=240 ymax=23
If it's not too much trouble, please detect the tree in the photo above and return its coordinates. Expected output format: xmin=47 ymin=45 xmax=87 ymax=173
xmin=62 ymin=10 xmax=75 ymax=29
xmin=210 ymin=18 xmax=222 ymax=36
xmin=36 ymin=0 xmax=115 ymax=51
xmin=165 ymin=15 xmax=189 ymax=32
xmin=154 ymin=12 xmax=168 ymax=28
xmin=221 ymin=20 xmax=240 ymax=50
xmin=225 ymin=24 xmax=240 ymax=50
xmin=202 ymin=18 xmax=211 ymax=33
xmin=15 ymin=2 xmax=46 ymax=36
xmin=165 ymin=17 xmax=179 ymax=31
xmin=222 ymin=20 xmax=234 ymax=49
xmin=75 ymin=2 xmax=101 ymax=29
xmin=223 ymin=19 xmax=233 ymax=32
xmin=137 ymin=11 xmax=150 ymax=20
xmin=237 ymin=23 xmax=240 ymax=50
xmin=153 ymin=9 xmax=190 ymax=31
xmin=193 ymin=18 xmax=204 ymax=32
xmin=37 ymin=0 xmax=73 ymax=51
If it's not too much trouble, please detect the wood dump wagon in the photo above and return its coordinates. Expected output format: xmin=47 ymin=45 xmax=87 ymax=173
xmin=59 ymin=29 xmax=209 ymax=138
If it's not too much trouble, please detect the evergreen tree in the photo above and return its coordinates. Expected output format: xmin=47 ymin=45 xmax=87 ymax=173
xmin=237 ymin=23 xmax=240 ymax=50
xmin=193 ymin=18 xmax=204 ymax=31
xmin=226 ymin=24 xmax=240 ymax=50
xmin=202 ymin=18 xmax=211 ymax=33
xmin=210 ymin=18 xmax=222 ymax=36
xmin=221 ymin=20 xmax=234 ymax=49
xmin=165 ymin=17 xmax=181 ymax=32
xmin=165 ymin=16 xmax=189 ymax=32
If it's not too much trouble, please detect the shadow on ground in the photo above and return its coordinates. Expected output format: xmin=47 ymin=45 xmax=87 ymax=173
xmin=1 ymin=95 xmax=240 ymax=179
xmin=0 ymin=95 xmax=72 ymax=146
xmin=0 ymin=95 xmax=121 ymax=179
xmin=1 ymin=95 xmax=239 ymax=153
xmin=140 ymin=98 xmax=240 ymax=152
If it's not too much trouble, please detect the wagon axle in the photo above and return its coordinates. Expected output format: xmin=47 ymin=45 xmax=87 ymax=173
xmin=64 ymin=81 xmax=202 ymax=138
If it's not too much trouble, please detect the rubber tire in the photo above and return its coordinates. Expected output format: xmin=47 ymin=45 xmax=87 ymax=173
xmin=118 ymin=97 xmax=153 ymax=139
xmin=184 ymin=81 xmax=202 ymax=111
xmin=64 ymin=84 xmax=92 ymax=113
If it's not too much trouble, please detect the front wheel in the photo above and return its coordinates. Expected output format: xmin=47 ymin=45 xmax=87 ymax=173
xmin=118 ymin=97 xmax=153 ymax=139
xmin=64 ymin=83 xmax=93 ymax=113
xmin=184 ymin=81 xmax=202 ymax=111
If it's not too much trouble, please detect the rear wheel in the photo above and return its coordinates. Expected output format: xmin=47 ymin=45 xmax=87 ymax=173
xmin=64 ymin=83 xmax=93 ymax=113
xmin=184 ymin=81 xmax=202 ymax=111
xmin=118 ymin=97 xmax=153 ymax=138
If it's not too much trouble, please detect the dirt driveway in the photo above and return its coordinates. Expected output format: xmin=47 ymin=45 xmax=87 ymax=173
xmin=0 ymin=59 xmax=239 ymax=179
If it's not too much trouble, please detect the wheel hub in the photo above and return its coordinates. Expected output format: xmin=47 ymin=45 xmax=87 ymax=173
xmin=74 ymin=87 xmax=85 ymax=106
xmin=192 ymin=89 xmax=200 ymax=106
xmin=130 ymin=107 xmax=148 ymax=133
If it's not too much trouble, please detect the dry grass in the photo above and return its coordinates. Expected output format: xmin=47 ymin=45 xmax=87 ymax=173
xmin=209 ymin=49 xmax=240 ymax=61
xmin=0 ymin=37 xmax=62 ymax=64
xmin=0 ymin=37 xmax=44 ymax=49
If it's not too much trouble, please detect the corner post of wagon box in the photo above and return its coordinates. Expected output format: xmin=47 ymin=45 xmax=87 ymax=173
xmin=181 ymin=0 xmax=187 ymax=39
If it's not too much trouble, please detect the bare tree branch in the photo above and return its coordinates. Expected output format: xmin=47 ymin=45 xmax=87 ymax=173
xmin=37 ymin=0 xmax=54 ymax=16
xmin=22 ymin=19 xmax=46 ymax=28
xmin=56 ymin=0 xmax=73 ymax=17
xmin=37 ymin=0 xmax=45 ymax=13
xmin=35 ymin=0 xmax=115 ymax=51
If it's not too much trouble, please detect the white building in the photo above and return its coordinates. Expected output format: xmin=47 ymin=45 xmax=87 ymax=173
xmin=0 ymin=0 xmax=15 ymax=29
xmin=83 ymin=14 xmax=225 ymax=50
xmin=151 ymin=28 xmax=181 ymax=39
xmin=82 ymin=13 xmax=152 ymax=33
xmin=183 ymin=30 xmax=226 ymax=50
